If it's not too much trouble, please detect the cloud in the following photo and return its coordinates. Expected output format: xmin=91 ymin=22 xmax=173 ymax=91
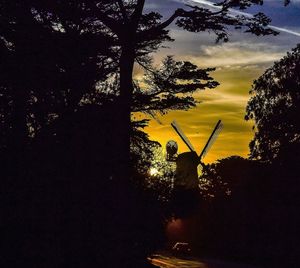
xmin=177 ymin=0 xmax=300 ymax=37
xmin=204 ymin=46 xmax=280 ymax=66
xmin=155 ymin=28 xmax=289 ymax=69
xmin=175 ymin=41 xmax=285 ymax=68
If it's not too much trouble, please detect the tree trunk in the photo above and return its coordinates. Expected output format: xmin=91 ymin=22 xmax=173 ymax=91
xmin=114 ymin=0 xmax=145 ymax=180
xmin=116 ymin=42 xmax=135 ymax=180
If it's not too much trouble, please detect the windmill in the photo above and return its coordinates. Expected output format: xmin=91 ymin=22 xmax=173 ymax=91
xmin=167 ymin=120 xmax=223 ymax=190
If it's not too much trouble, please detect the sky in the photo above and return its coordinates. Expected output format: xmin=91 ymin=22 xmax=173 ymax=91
xmin=138 ymin=0 xmax=300 ymax=163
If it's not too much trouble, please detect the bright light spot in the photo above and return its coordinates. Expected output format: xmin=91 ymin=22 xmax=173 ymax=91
xmin=149 ymin=167 xmax=159 ymax=176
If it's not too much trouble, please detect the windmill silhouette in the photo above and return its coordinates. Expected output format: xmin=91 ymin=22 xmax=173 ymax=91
xmin=167 ymin=120 xmax=223 ymax=190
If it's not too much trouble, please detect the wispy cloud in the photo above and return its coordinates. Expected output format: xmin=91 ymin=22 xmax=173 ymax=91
xmin=177 ymin=0 xmax=300 ymax=37
xmin=172 ymin=41 xmax=285 ymax=68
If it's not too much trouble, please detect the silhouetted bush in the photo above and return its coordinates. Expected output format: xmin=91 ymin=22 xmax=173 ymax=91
xmin=196 ymin=156 xmax=300 ymax=268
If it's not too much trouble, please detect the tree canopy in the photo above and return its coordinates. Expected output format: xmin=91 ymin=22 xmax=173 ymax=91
xmin=246 ymin=44 xmax=300 ymax=162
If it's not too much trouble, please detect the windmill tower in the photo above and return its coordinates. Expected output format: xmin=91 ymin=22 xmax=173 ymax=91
xmin=167 ymin=120 xmax=223 ymax=191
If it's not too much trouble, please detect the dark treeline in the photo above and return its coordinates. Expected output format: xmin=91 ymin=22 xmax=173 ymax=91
xmin=195 ymin=155 xmax=300 ymax=268
xmin=194 ymin=46 xmax=300 ymax=268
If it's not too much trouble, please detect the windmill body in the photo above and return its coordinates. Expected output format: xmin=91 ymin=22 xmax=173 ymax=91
xmin=175 ymin=151 xmax=199 ymax=190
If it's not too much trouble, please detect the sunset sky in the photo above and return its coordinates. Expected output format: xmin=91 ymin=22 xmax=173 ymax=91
xmin=137 ymin=0 xmax=300 ymax=163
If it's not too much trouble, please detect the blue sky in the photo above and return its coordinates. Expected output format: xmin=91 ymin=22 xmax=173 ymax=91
xmin=140 ymin=0 xmax=300 ymax=162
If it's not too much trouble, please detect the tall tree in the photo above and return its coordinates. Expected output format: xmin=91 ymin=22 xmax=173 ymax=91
xmin=245 ymin=44 xmax=300 ymax=162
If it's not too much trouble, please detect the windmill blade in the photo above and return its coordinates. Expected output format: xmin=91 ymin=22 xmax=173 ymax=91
xmin=199 ymin=120 xmax=223 ymax=160
xmin=200 ymin=127 xmax=222 ymax=159
xmin=171 ymin=120 xmax=195 ymax=152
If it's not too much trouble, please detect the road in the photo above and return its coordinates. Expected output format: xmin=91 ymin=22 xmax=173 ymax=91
xmin=148 ymin=254 xmax=260 ymax=268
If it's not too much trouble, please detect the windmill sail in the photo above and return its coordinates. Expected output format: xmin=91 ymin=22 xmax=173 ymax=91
xmin=199 ymin=120 xmax=223 ymax=160
xmin=171 ymin=120 xmax=195 ymax=152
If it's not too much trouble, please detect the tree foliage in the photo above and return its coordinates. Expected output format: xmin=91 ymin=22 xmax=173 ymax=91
xmin=246 ymin=44 xmax=300 ymax=162
xmin=133 ymin=56 xmax=219 ymax=115
xmin=195 ymin=153 xmax=300 ymax=267
xmin=0 ymin=1 xmax=117 ymax=150
xmin=199 ymin=156 xmax=259 ymax=200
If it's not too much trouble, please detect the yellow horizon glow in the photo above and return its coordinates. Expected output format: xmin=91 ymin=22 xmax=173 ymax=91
xmin=137 ymin=64 xmax=268 ymax=164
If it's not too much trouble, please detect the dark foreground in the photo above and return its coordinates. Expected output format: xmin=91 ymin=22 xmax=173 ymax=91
xmin=149 ymin=254 xmax=260 ymax=268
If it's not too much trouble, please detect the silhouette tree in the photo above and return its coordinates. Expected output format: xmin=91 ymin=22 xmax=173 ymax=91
xmin=0 ymin=3 xmax=164 ymax=267
xmin=198 ymin=156 xmax=268 ymax=199
xmin=0 ymin=1 xmax=117 ymax=173
xmin=246 ymin=44 xmax=300 ymax=162
xmin=196 ymin=156 xmax=300 ymax=267
xmin=133 ymin=56 xmax=219 ymax=115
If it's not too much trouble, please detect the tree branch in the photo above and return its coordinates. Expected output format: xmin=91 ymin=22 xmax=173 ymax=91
xmin=142 ymin=6 xmax=226 ymax=35
xmin=131 ymin=0 xmax=145 ymax=27
xmin=136 ymin=58 xmax=156 ymax=75
xmin=95 ymin=9 xmax=121 ymax=34
xmin=135 ymin=8 xmax=184 ymax=41
xmin=155 ymin=8 xmax=186 ymax=31
xmin=117 ymin=0 xmax=128 ymax=21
